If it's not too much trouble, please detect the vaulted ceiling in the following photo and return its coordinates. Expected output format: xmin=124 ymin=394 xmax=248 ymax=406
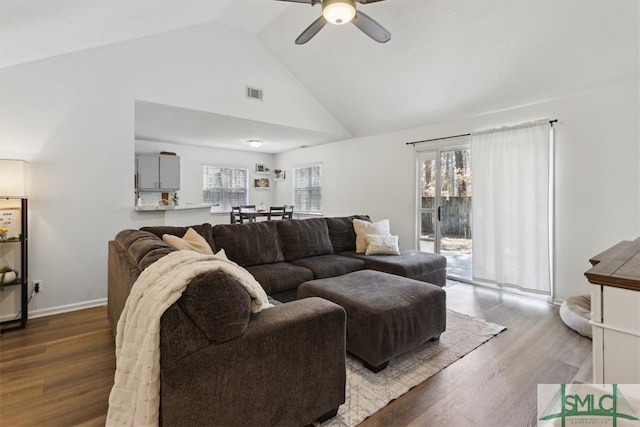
xmin=1 ymin=0 xmax=638 ymax=151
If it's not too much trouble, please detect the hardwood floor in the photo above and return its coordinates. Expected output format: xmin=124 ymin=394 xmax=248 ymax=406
xmin=361 ymin=283 xmax=593 ymax=427
xmin=0 ymin=306 xmax=114 ymax=426
xmin=0 ymin=282 xmax=592 ymax=426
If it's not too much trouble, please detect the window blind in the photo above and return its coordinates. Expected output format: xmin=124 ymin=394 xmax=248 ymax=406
xmin=293 ymin=163 xmax=322 ymax=214
xmin=203 ymin=165 xmax=248 ymax=211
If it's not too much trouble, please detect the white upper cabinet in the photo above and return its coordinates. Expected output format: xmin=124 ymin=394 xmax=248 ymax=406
xmin=136 ymin=153 xmax=180 ymax=191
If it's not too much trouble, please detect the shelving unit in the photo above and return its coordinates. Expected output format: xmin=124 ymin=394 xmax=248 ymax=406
xmin=0 ymin=197 xmax=28 ymax=331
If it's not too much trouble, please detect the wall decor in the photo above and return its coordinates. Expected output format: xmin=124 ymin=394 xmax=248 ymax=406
xmin=274 ymin=169 xmax=286 ymax=180
xmin=255 ymin=163 xmax=266 ymax=173
xmin=0 ymin=207 xmax=21 ymax=239
xmin=254 ymin=178 xmax=270 ymax=189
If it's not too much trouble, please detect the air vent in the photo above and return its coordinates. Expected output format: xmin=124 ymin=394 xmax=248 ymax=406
xmin=246 ymin=86 xmax=263 ymax=101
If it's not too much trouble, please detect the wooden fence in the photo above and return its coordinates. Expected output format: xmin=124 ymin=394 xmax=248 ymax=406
xmin=422 ymin=197 xmax=472 ymax=238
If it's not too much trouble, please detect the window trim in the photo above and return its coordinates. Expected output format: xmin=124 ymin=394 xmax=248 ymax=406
xmin=292 ymin=162 xmax=323 ymax=215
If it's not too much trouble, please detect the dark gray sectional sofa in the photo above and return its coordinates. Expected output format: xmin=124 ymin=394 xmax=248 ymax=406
xmin=107 ymin=215 xmax=447 ymax=426
xmin=204 ymin=215 xmax=445 ymax=302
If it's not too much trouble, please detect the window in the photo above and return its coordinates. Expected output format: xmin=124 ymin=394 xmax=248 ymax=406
xmin=203 ymin=165 xmax=248 ymax=211
xmin=293 ymin=163 xmax=322 ymax=214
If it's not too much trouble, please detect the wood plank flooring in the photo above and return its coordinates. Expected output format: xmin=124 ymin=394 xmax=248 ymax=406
xmin=0 ymin=282 xmax=592 ymax=426
xmin=361 ymin=283 xmax=593 ymax=427
xmin=1 ymin=306 xmax=114 ymax=426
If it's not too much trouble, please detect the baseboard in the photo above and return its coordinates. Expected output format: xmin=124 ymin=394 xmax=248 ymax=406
xmin=29 ymin=298 xmax=107 ymax=320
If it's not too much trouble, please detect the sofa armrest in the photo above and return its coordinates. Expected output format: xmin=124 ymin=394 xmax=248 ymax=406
xmin=107 ymin=240 xmax=140 ymax=334
xmin=160 ymin=297 xmax=346 ymax=427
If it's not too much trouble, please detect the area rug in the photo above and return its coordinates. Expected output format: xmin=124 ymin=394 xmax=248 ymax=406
xmin=321 ymin=310 xmax=506 ymax=427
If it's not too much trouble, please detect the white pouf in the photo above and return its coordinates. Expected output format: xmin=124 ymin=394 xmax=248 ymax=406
xmin=559 ymin=295 xmax=592 ymax=339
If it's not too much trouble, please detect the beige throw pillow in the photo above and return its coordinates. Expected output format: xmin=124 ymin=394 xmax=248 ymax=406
xmin=365 ymin=234 xmax=401 ymax=255
xmin=352 ymin=218 xmax=390 ymax=253
xmin=163 ymin=228 xmax=214 ymax=255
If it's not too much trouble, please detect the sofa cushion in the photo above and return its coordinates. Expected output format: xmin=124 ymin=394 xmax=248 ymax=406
xmin=115 ymin=229 xmax=176 ymax=271
xmin=325 ymin=215 xmax=371 ymax=253
xmin=341 ymin=249 xmax=447 ymax=287
xmin=141 ymin=223 xmax=216 ymax=252
xmin=138 ymin=246 xmax=176 ymax=271
xmin=277 ymin=218 xmax=334 ymax=261
xmin=213 ymin=221 xmax=284 ymax=267
xmin=245 ymin=262 xmax=314 ymax=295
xmin=291 ymin=255 xmax=365 ymax=279
xmin=352 ymin=219 xmax=391 ymax=253
xmin=162 ymin=227 xmax=214 ymax=255
xmin=177 ymin=270 xmax=251 ymax=343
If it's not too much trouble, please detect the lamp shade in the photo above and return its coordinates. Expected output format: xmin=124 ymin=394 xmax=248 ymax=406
xmin=323 ymin=0 xmax=356 ymax=25
xmin=0 ymin=159 xmax=28 ymax=197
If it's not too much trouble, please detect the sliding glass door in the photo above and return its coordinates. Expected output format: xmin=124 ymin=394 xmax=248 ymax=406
xmin=418 ymin=151 xmax=438 ymax=254
xmin=417 ymin=144 xmax=472 ymax=280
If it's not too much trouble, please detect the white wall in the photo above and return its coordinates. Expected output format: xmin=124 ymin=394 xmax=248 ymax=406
xmin=275 ymin=80 xmax=640 ymax=302
xmin=0 ymin=20 xmax=636 ymax=317
xmin=0 ymin=22 xmax=343 ymax=317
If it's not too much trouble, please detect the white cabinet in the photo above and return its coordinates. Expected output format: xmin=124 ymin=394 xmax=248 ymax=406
xmin=136 ymin=153 xmax=180 ymax=191
xmin=591 ymin=285 xmax=640 ymax=383
xmin=586 ymin=238 xmax=640 ymax=384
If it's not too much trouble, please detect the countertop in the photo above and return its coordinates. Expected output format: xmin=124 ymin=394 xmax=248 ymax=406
xmin=134 ymin=203 xmax=216 ymax=212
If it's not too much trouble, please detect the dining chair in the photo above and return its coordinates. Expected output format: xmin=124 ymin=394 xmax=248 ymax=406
xmin=283 ymin=205 xmax=294 ymax=219
xmin=239 ymin=205 xmax=257 ymax=222
xmin=230 ymin=206 xmax=243 ymax=224
xmin=268 ymin=206 xmax=286 ymax=220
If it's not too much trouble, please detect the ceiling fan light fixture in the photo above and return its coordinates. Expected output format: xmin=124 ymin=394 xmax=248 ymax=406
xmin=247 ymin=139 xmax=264 ymax=148
xmin=322 ymin=0 xmax=356 ymax=25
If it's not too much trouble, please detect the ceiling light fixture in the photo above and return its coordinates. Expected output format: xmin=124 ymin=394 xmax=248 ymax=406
xmin=247 ymin=139 xmax=264 ymax=148
xmin=322 ymin=0 xmax=356 ymax=25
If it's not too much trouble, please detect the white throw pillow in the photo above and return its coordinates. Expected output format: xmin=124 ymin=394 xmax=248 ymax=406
xmin=352 ymin=218 xmax=390 ymax=253
xmin=162 ymin=228 xmax=214 ymax=255
xmin=365 ymin=234 xmax=401 ymax=255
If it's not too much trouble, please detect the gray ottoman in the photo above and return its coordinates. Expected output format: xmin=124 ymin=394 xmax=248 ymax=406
xmin=298 ymin=270 xmax=446 ymax=372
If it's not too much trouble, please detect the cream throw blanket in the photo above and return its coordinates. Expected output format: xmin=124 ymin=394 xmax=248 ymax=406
xmin=106 ymin=250 xmax=273 ymax=427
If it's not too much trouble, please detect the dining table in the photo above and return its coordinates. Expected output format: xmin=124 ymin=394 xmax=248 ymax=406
xmin=230 ymin=206 xmax=292 ymax=223
xmin=240 ymin=209 xmax=271 ymax=223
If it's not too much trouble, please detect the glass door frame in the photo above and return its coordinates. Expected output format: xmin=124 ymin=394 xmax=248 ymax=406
xmin=415 ymin=138 xmax=471 ymax=278
xmin=416 ymin=150 xmax=440 ymax=253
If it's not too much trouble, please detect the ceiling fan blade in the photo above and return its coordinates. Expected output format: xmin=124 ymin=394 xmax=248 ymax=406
xmin=358 ymin=0 xmax=386 ymax=3
xmin=277 ymin=0 xmax=315 ymax=3
xmin=352 ymin=10 xmax=391 ymax=43
xmin=295 ymin=16 xmax=327 ymax=45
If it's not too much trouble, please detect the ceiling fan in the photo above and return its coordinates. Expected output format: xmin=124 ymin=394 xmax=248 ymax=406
xmin=278 ymin=0 xmax=391 ymax=45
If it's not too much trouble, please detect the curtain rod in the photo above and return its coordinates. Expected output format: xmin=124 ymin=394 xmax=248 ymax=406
xmin=405 ymin=119 xmax=558 ymax=146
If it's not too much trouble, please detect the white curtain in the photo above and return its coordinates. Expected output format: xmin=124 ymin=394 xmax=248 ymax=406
xmin=471 ymin=120 xmax=552 ymax=295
